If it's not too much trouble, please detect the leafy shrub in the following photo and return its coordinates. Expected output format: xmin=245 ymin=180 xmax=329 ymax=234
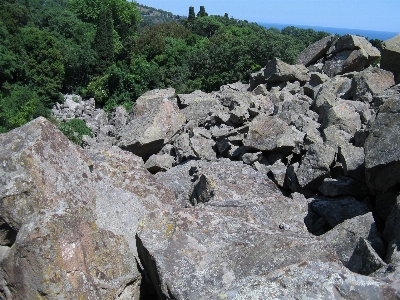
xmin=58 ymin=118 xmax=93 ymax=145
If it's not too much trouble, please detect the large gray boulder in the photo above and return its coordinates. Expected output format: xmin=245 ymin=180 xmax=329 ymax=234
xmin=352 ymin=67 xmax=395 ymax=103
xmin=264 ymin=58 xmax=310 ymax=83
xmin=136 ymin=208 xmax=340 ymax=300
xmin=118 ymin=97 xmax=186 ymax=161
xmin=322 ymin=213 xmax=385 ymax=266
xmin=244 ymin=115 xmax=305 ymax=154
xmin=157 ymin=159 xmax=309 ymax=232
xmin=321 ymin=101 xmax=362 ymax=135
xmin=323 ymin=35 xmax=380 ymax=77
xmin=133 ymin=88 xmax=175 ymax=117
xmin=305 ymin=196 xmax=370 ymax=235
xmin=296 ymin=35 xmax=334 ymax=66
xmin=381 ymin=34 xmax=400 ymax=83
xmin=365 ymin=98 xmax=400 ymax=193
xmin=313 ymin=76 xmax=352 ymax=121
xmin=295 ymin=143 xmax=336 ymax=188
xmin=0 ymin=118 xmax=145 ymax=299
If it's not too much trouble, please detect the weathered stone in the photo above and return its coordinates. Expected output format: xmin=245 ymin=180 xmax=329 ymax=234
xmin=329 ymin=34 xmax=380 ymax=64
xmin=373 ymin=83 xmax=400 ymax=108
xmin=173 ymin=132 xmax=196 ymax=163
xmin=383 ymin=196 xmax=400 ymax=243
xmin=322 ymin=213 xmax=385 ymax=266
xmin=352 ymin=67 xmax=395 ymax=103
xmin=381 ymin=34 xmax=400 ymax=83
xmin=313 ymin=76 xmax=352 ymax=121
xmin=376 ymin=192 xmax=398 ymax=222
xmin=136 ymin=208 xmax=339 ymax=300
xmin=268 ymin=159 xmax=287 ymax=188
xmin=88 ymin=146 xmax=178 ymax=257
xmin=220 ymin=261 xmax=400 ymax=300
xmin=318 ymin=176 xmax=368 ymax=197
xmin=249 ymin=67 xmax=266 ymax=91
xmin=304 ymin=72 xmax=329 ymax=99
xmin=347 ymin=237 xmax=387 ymax=275
xmin=241 ymin=152 xmax=262 ymax=165
xmin=305 ymin=196 xmax=370 ymax=235
xmin=385 ymin=240 xmax=400 ymax=264
xmin=295 ymin=143 xmax=336 ymax=188
xmin=190 ymin=128 xmax=216 ymax=161
xmin=323 ymin=50 xmax=354 ymax=77
xmin=0 ymin=213 xmax=139 ymax=300
xmin=338 ymin=143 xmax=366 ymax=181
xmin=365 ymin=98 xmax=400 ymax=193
xmin=144 ymin=153 xmax=175 ymax=173
xmin=133 ymin=88 xmax=175 ymax=117
xmin=0 ymin=118 xmax=154 ymax=298
xmin=322 ymin=101 xmax=362 ymax=135
xmin=296 ymin=35 xmax=334 ymax=66
xmin=263 ymin=58 xmax=310 ymax=83
xmin=244 ymin=115 xmax=305 ymax=154
xmin=118 ymin=98 xmax=186 ymax=161
xmin=323 ymin=125 xmax=353 ymax=148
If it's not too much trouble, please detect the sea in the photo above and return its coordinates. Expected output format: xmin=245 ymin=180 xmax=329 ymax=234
xmin=257 ymin=22 xmax=398 ymax=41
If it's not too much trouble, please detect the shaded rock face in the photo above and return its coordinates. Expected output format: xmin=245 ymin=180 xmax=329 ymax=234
xmin=365 ymin=98 xmax=400 ymax=194
xmin=0 ymin=118 xmax=178 ymax=299
xmin=381 ymin=34 xmax=400 ymax=83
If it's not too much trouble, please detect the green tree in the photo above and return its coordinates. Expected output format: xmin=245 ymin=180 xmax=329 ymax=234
xmin=197 ymin=6 xmax=208 ymax=18
xmin=93 ymin=8 xmax=114 ymax=74
xmin=188 ymin=6 xmax=195 ymax=23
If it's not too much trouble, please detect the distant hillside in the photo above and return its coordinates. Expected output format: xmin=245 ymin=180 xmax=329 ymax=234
xmin=136 ymin=3 xmax=185 ymax=29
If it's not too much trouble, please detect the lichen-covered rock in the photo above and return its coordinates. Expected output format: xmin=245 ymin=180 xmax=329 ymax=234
xmin=134 ymin=88 xmax=175 ymax=117
xmin=321 ymin=101 xmax=362 ymax=135
xmin=0 ymin=118 xmax=142 ymax=299
xmin=136 ymin=208 xmax=339 ymax=300
xmin=222 ymin=261 xmax=400 ymax=300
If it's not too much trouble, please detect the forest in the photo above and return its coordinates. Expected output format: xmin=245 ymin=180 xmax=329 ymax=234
xmin=0 ymin=0 xmax=345 ymax=133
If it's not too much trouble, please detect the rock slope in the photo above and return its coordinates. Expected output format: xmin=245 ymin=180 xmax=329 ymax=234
xmin=2 ymin=34 xmax=400 ymax=299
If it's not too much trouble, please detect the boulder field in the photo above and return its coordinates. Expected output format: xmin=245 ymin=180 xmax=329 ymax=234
xmin=2 ymin=34 xmax=400 ymax=299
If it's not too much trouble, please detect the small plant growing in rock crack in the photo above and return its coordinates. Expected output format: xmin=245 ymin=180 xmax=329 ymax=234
xmin=58 ymin=119 xmax=93 ymax=146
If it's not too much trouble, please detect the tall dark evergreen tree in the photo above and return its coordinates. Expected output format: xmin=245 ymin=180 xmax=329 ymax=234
xmin=197 ymin=6 xmax=208 ymax=17
xmin=93 ymin=8 xmax=114 ymax=74
xmin=188 ymin=6 xmax=195 ymax=22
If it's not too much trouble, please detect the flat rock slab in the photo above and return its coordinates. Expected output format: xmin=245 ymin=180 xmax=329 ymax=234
xmin=88 ymin=147 xmax=178 ymax=256
xmin=296 ymin=35 xmax=334 ymax=67
xmin=136 ymin=208 xmax=339 ymax=300
xmin=263 ymin=58 xmax=310 ymax=83
xmin=221 ymin=261 xmax=400 ymax=300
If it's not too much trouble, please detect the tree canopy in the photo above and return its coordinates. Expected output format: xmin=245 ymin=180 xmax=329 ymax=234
xmin=0 ymin=0 xmax=356 ymax=133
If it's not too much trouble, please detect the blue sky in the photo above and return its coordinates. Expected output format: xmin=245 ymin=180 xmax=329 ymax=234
xmin=135 ymin=0 xmax=400 ymax=33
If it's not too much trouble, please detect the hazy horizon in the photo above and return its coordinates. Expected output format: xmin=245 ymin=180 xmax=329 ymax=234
xmin=135 ymin=0 xmax=400 ymax=33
